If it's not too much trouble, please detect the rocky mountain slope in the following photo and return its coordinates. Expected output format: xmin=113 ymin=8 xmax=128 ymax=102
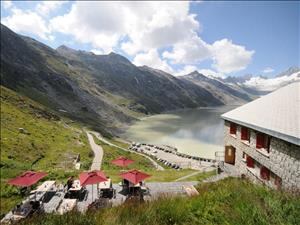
xmin=55 ymin=45 xmax=223 ymax=112
xmin=179 ymin=71 xmax=252 ymax=105
xmin=2 ymin=24 xmax=250 ymax=134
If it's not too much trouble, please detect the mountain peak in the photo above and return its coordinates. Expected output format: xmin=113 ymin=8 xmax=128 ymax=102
xmin=276 ymin=66 xmax=300 ymax=77
xmin=106 ymin=52 xmax=132 ymax=64
xmin=56 ymin=44 xmax=74 ymax=51
xmin=186 ymin=70 xmax=206 ymax=78
xmin=56 ymin=45 xmax=78 ymax=54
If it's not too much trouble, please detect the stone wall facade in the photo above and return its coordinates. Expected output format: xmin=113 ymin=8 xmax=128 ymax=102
xmin=223 ymin=120 xmax=300 ymax=191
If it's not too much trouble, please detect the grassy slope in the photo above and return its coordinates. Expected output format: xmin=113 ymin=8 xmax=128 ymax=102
xmin=0 ymin=86 xmax=92 ymax=215
xmin=21 ymin=177 xmax=300 ymax=225
xmin=179 ymin=170 xmax=216 ymax=182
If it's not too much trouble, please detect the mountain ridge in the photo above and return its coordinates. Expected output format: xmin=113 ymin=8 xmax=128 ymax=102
xmin=1 ymin=24 xmax=234 ymax=135
xmin=2 ymin=24 xmax=298 ymax=135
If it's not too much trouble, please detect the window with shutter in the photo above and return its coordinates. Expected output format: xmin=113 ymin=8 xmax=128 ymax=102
xmin=275 ymin=176 xmax=282 ymax=187
xmin=260 ymin=166 xmax=270 ymax=180
xmin=246 ymin=156 xmax=254 ymax=168
xmin=241 ymin=127 xmax=249 ymax=141
xmin=256 ymin=133 xmax=265 ymax=149
xmin=230 ymin=123 xmax=237 ymax=134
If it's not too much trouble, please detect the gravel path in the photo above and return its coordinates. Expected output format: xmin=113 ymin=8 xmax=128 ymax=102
xmin=86 ymin=131 xmax=103 ymax=170
xmin=90 ymin=131 xmax=164 ymax=171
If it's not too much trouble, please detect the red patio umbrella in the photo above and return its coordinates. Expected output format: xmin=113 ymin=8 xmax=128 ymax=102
xmin=111 ymin=156 xmax=134 ymax=167
xmin=8 ymin=171 xmax=47 ymax=187
xmin=79 ymin=170 xmax=107 ymax=186
xmin=120 ymin=169 xmax=151 ymax=184
xmin=79 ymin=170 xmax=107 ymax=201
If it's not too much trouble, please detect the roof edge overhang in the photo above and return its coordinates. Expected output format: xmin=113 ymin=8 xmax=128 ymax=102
xmin=221 ymin=115 xmax=300 ymax=146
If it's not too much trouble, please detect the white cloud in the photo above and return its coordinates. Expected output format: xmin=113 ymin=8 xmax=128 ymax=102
xmin=262 ymin=67 xmax=274 ymax=73
xmin=50 ymin=1 xmax=127 ymax=53
xmin=122 ymin=2 xmax=199 ymax=55
xmin=133 ymin=49 xmax=174 ymax=74
xmin=162 ymin=34 xmax=211 ymax=64
xmin=1 ymin=8 xmax=51 ymax=40
xmin=3 ymin=0 xmax=13 ymax=10
xmin=211 ymin=39 xmax=255 ymax=73
xmin=50 ymin=1 xmax=199 ymax=55
xmin=165 ymin=37 xmax=254 ymax=74
xmin=90 ymin=49 xmax=103 ymax=55
xmin=36 ymin=1 xmax=67 ymax=16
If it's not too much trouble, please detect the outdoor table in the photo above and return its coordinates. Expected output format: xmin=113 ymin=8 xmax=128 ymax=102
xmin=29 ymin=180 xmax=56 ymax=202
xmin=98 ymin=179 xmax=112 ymax=189
xmin=128 ymin=182 xmax=142 ymax=188
xmin=36 ymin=181 xmax=56 ymax=192
xmin=98 ymin=179 xmax=114 ymax=198
xmin=67 ymin=180 xmax=83 ymax=199
xmin=57 ymin=199 xmax=77 ymax=215
xmin=12 ymin=202 xmax=33 ymax=219
xmin=141 ymin=186 xmax=148 ymax=192
xmin=43 ymin=191 xmax=65 ymax=213
xmin=69 ymin=180 xmax=81 ymax=191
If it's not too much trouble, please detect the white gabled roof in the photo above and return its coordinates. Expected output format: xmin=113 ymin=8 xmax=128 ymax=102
xmin=221 ymin=82 xmax=300 ymax=146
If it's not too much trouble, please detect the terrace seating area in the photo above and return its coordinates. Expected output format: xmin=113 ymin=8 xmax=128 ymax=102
xmin=1 ymin=155 xmax=201 ymax=224
xmin=2 ymin=177 xmax=198 ymax=223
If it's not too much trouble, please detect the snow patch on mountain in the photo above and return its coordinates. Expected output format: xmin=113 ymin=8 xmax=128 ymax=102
xmin=244 ymin=71 xmax=300 ymax=92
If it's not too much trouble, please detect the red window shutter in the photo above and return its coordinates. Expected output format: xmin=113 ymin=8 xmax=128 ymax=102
xmin=275 ymin=176 xmax=282 ymax=186
xmin=246 ymin=156 xmax=254 ymax=168
xmin=265 ymin=169 xmax=270 ymax=180
xmin=230 ymin=123 xmax=237 ymax=134
xmin=241 ymin=127 xmax=249 ymax=140
xmin=260 ymin=167 xmax=270 ymax=180
xmin=256 ymin=133 xmax=265 ymax=149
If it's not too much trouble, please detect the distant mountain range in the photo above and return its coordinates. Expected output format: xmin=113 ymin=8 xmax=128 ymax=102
xmin=1 ymin=24 xmax=298 ymax=134
xmin=219 ymin=66 xmax=300 ymax=93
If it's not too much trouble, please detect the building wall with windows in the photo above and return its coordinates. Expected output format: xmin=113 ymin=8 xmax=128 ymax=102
xmin=224 ymin=120 xmax=300 ymax=191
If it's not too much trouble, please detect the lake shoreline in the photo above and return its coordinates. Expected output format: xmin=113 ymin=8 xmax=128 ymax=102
xmin=119 ymin=106 xmax=240 ymax=159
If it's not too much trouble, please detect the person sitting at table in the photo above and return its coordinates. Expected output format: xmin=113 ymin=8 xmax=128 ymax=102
xmin=30 ymin=201 xmax=40 ymax=210
xmin=20 ymin=187 xmax=29 ymax=196
xmin=106 ymin=176 xmax=113 ymax=188
xmin=123 ymin=179 xmax=129 ymax=188
xmin=66 ymin=176 xmax=74 ymax=190
xmin=12 ymin=204 xmax=21 ymax=214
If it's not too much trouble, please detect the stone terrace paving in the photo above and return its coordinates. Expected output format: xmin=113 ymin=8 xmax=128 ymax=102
xmin=77 ymin=181 xmax=198 ymax=212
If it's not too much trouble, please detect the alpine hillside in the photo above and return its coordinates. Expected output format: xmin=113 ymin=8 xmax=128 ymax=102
xmin=1 ymin=24 xmax=253 ymax=134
